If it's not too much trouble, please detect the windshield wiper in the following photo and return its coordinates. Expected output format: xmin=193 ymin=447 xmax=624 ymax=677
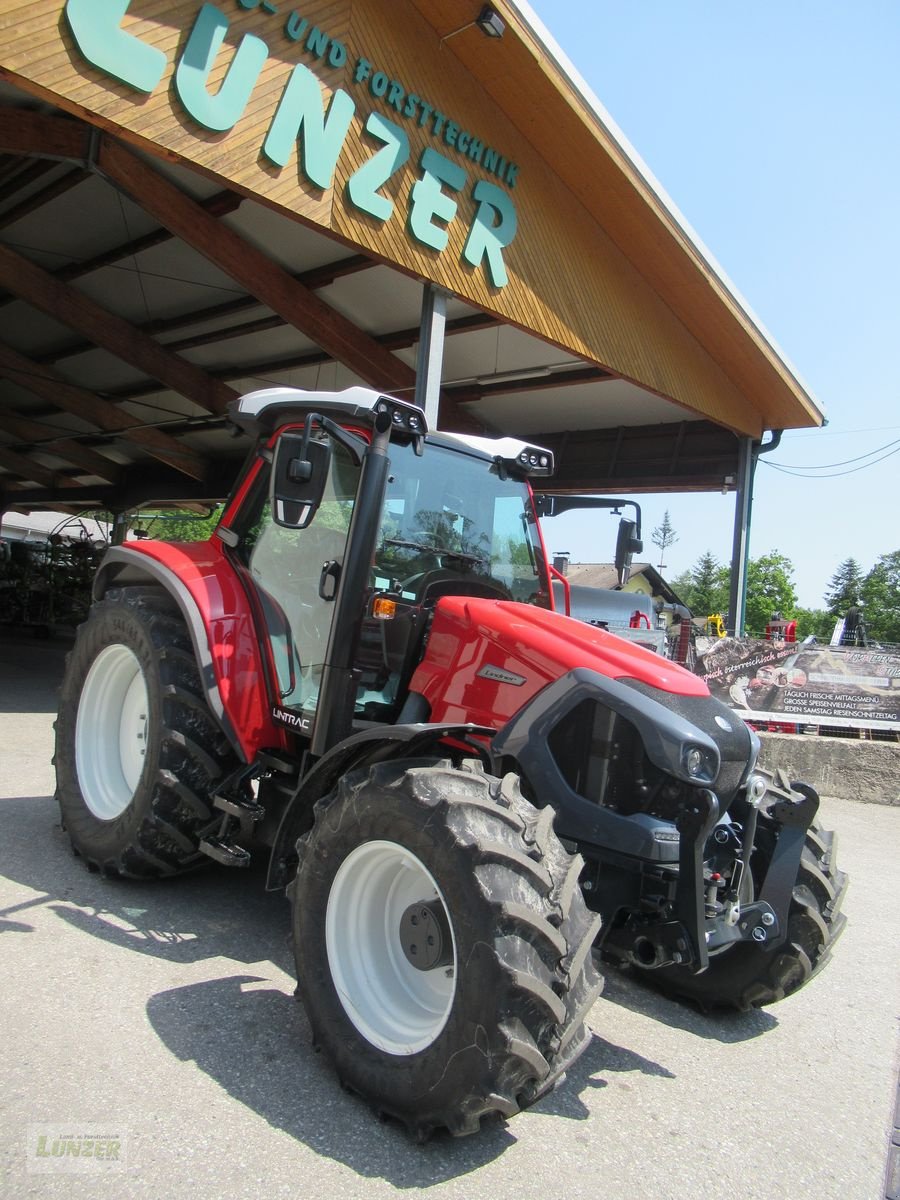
xmin=381 ymin=538 xmax=487 ymax=568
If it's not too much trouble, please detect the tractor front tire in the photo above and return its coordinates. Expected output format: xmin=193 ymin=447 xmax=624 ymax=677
xmin=290 ymin=759 xmax=603 ymax=1138
xmin=55 ymin=587 xmax=237 ymax=877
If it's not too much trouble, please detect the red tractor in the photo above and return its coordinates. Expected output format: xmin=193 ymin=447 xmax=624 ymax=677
xmin=55 ymin=388 xmax=846 ymax=1138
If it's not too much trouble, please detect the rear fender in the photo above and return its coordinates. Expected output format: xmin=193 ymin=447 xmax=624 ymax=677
xmin=94 ymin=543 xmax=283 ymax=762
xmin=266 ymin=721 xmax=494 ymax=890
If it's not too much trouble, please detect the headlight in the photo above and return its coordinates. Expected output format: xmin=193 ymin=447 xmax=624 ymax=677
xmin=682 ymin=744 xmax=717 ymax=783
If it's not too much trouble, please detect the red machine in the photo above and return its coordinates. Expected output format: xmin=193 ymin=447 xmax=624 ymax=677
xmin=54 ymin=388 xmax=846 ymax=1139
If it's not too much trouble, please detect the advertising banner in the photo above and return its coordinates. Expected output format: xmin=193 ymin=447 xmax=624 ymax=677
xmin=694 ymin=637 xmax=900 ymax=731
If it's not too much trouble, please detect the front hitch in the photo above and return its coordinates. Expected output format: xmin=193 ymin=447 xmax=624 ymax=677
xmin=675 ymin=788 xmax=721 ymax=973
xmin=755 ymin=773 xmax=820 ymax=944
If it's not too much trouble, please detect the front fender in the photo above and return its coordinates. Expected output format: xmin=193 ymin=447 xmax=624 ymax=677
xmin=266 ymin=721 xmax=494 ymax=891
xmin=95 ymin=542 xmax=283 ymax=761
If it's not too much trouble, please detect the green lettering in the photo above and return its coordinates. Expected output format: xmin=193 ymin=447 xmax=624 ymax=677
xmin=463 ymin=179 xmax=517 ymax=287
xmin=285 ymin=14 xmax=308 ymax=42
xmin=305 ymin=26 xmax=329 ymax=58
xmin=263 ymin=64 xmax=355 ymax=190
xmin=35 ymin=1136 xmax=50 ymax=1157
xmin=64 ymin=0 xmax=167 ymax=94
xmin=386 ymin=80 xmax=405 ymax=113
xmin=409 ymin=148 xmax=465 ymax=252
xmin=347 ymin=112 xmax=409 ymax=221
xmin=175 ymin=5 xmax=268 ymax=133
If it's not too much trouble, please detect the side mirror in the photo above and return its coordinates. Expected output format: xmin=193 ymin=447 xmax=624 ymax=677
xmin=271 ymin=433 xmax=332 ymax=529
xmin=614 ymin=518 xmax=642 ymax=586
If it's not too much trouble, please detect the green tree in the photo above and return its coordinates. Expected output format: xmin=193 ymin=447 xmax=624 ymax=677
xmin=683 ymin=550 xmax=730 ymax=617
xmin=670 ymin=568 xmax=694 ymax=604
xmin=138 ymin=507 xmax=223 ymax=542
xmin=824 ymin=557 xmax=865 ymax=616
xmin=744 ymin=551 xmax=797 ymax=636
xmin=651 ymin=509 xmax=678 ymax=570
xmin=794 ymin=606 xmax=835 ymax=641
xmin=861 ymin=550 xmax=900 ymax=643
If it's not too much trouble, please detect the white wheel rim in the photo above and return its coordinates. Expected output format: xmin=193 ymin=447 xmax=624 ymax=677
xmin=325 ymin=840 xmax=457 ymax=1055
xmin=75 ymin=644 xmax=149 ymax=821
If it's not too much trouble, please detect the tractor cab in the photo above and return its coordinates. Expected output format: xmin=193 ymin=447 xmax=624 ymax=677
xmin=222 ymin=387 xmax=554 ymax=750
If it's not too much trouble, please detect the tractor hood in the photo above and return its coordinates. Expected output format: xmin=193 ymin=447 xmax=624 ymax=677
xmin=409 ymin=596 xmax=708 ymax=731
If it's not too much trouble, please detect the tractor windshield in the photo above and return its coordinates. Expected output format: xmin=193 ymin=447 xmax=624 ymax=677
xmin=373 ymin=439 xmax=550 ymax=607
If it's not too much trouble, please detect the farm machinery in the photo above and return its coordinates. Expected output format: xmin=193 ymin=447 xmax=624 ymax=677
xmin=55 ymin=387 xmax=846 ymax=1137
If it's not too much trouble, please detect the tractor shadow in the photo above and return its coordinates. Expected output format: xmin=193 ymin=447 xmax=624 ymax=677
xmin=0 ymin=793 xmax=294 ymax=969
xmin=596 ymin=958 xmax=779 ymax=1040
xmin=142 ymin=975 xmax=682 ymax=1183
xmin=145 ymin=974 xmax=521 ymax=1182
xmin=0 ymin=792 xmax=760 ymax=1183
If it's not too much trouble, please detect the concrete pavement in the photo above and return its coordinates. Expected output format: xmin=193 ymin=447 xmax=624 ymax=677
xmin=1 ymin=629 xmax=898 ymax=1200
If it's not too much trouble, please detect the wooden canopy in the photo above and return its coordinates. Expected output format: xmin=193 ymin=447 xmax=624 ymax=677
xmin=0 ymin=0 xmax=822 ymax=514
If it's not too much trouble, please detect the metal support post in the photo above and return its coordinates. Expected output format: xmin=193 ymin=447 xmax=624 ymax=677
xmin=728 ymin=436 xmax=754 ymax=636
xmin=111 ymin=511 xmax=129 ymax=546
xmin=414 ymin=283 xmax=447 ymax=428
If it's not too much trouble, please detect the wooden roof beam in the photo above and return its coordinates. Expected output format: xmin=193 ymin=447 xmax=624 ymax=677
xmin=0 ymin=443 xmax=83 ymax=489
xmin=0 ymin=243 xmax=239 ymax=417
xmin=102 ymin=312 xmax=502 ymax=402
xmin=0 ymin=189 xmax=243 ymax=311
xmin=0 ymin=158 xmax=56 ymax=206
xmin=0 ymin=410 xmax=120 ymax=483
xmin=0 ymin=166 xmax=90 ymax=232
xmin=166 ymin=305 xmax=498 ymax=360
xmin=444 ymin=366 xmax=614 ymax=406
xmin=42 ymin=252 xmax=375 ymax=363
xmin=95 ymin=138 xmax=416 ymax=393
xmin=0 ymin=112 xmax=410 ymax=388
xmin=0 ymin=109 xmax=90 ymax=162
xmin=0 ymin=342 xmax=207 ymax=480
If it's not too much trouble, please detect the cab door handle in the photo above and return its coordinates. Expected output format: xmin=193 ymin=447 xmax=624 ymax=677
xmin=318 ymin=559 xmax=341 ymax=601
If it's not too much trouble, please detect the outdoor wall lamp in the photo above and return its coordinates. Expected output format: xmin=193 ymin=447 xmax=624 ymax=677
xmin=441 ymin=6 xmax=506 ymax=44
xmin=476 ymin=6 xmax=506 ymax=38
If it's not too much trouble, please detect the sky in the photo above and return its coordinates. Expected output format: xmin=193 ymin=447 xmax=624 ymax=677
xmin=523 ymin=0 xmax=900 ymax=608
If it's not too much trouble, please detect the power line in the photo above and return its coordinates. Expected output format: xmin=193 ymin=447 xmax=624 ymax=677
xmin=762 ymin=441 xmax=900 ymax=478
xmin=781 ymin=423 xmax=900 ymax=440
xmin=768 ymin=436 xmax=900 ymax=469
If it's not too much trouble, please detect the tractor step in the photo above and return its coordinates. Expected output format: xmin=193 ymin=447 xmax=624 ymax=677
xmin=213 ymin=792 xmax=265 ymax=821
xmin=200 ymin=837 xmax=251 ymax=868
xmin=256 ymin=749 xmax=299 ymax=777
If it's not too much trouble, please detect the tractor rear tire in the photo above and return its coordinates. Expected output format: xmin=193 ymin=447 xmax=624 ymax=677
xmin=55 ymin=587 xmax=237 ymax=878
xmin=290 ymin=759 xmax=603 ymax=1138
xmin=641 ymin=817 xmax=847 ymax=1011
